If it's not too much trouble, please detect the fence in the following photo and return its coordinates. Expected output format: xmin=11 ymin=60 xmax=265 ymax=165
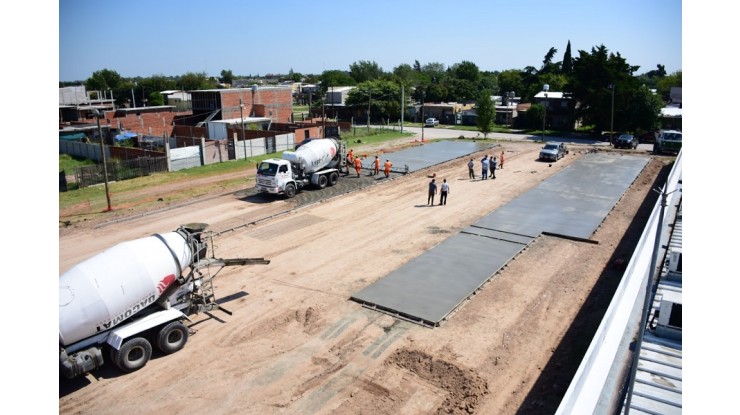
xmin=61 ymin=132 xmax=296 ymax=188
xmin=74 ymin=156 xmax=169 ymax=188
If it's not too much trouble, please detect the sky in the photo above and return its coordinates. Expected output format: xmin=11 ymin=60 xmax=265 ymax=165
xmin=58 ymin=0 xmax=683 ymax=82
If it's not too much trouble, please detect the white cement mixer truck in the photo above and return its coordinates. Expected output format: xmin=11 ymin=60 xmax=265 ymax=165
xmin=255 ymin=137 xmax=348 ymax=198
xmin=59 ymin=223 xmax=270 ymax=379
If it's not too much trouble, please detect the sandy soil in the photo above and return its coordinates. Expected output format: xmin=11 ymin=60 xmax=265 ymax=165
xmin=58 ymin=138 xmax=671 ymax=414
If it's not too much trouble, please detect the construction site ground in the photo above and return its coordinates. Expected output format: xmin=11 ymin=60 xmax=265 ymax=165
xmin=58 ymin=136 xmax=672 ymax=415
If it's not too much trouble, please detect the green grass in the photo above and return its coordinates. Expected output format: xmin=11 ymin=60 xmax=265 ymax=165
xmin=59 ymin=154 xmax=95 ymax=173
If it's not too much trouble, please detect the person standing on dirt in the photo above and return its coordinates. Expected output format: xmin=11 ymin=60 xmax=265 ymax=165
xmin=439 ymin=179 xmax=449 ymax=205
xmin=481 ymin=155 xmax=489 ymax=180
xmin=373 ymin=156 xmax=380 ymax=176
xmin=500 ymin=150 xmax=505 ymax=170
xmin=467 ymin=159 xmax=475 ymax=179
xmin=354 ymin=156 xmax=362 ymax=177
xmin=384 ymin=159 xmax=392 ymax=178
xmin=427 ymin=178 xmax=437 ymax=205
xmin=490 ymin=156 xmax=497 ymax=179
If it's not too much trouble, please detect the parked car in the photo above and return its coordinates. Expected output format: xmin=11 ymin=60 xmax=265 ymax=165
xmin=614 ymin=134 xmax=638 ymax=149
xmin=539 ymin=142 xmax=568 ymax=162
xmin=424 ymin=118 xmax=439 ymax=127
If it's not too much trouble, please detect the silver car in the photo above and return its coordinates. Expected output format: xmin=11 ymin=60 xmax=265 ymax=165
xmin=539 ymin=142 xmax=567 ymax=162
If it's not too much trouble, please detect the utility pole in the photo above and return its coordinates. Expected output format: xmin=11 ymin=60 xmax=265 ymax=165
xmin=240 ymin=99 xmax=246 ymax=160
xmin=93 ymin=109 xmax=112 ymax=211
xmin=610 ymin=84 xmax=615 ymax=146
xmin=400 ymin=84 xmax=404 ymax=133
xmin=367 ymin=89 xmax=371 ymax=133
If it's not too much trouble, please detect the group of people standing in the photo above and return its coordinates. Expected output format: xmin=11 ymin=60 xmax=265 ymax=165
xmin=468 ymin=150 xmax=505 ymax=180
xmin=347 ymin=150 xmax=392 ymax=178
xmin=428 ymin=150 xmax=506 ymax=207
xmin=427 ymin=178 xmax=450 ymax=206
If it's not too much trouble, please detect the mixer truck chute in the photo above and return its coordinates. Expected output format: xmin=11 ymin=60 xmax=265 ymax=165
xmin=59 ymin=223 xmax=270 ymax=379
xmin=255 ymin=137 xmax=347 ymax=198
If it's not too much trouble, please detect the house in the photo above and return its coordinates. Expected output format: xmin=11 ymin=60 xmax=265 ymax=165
xmin=186 ymin=86 xmax=293 ymax=128
xmin=324 ymin=86 xmax=355 ymax=107
xmin=533 ymin=90 xmax=576 ymax=130
xmin=415 ymin=102 xmax=475 ymax=125
xmin=160 ymin=90 xmax=191 ymax=111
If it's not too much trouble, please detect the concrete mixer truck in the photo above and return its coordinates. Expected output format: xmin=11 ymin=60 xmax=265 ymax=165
xmin=59 ymin=223 xmax=270 ymax=379
xmin=255 ymin=137 xmax=348 ymax=198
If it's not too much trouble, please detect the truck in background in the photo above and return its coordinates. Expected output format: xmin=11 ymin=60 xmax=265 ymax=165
xmin=653 ymin=130 xmax=682 ymax=155
xmin=255 ymin=136 xmax=348 ymax=198
xmin=59 ymin=223 xmax=270 ymax=379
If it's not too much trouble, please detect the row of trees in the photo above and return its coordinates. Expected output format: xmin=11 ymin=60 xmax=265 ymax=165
xmin=64 ymin=40 xmax=681 ymax=135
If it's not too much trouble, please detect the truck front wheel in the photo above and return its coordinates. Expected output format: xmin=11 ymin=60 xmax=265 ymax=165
xmin=111 ymin=337 xmax=152 ymax=373
xmin=156 ymin=321 xmax=189 ymax=354
xmin=285 ymin=183 xmax=296 ymax=198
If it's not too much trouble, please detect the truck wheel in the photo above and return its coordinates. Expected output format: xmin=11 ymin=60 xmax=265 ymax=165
xmin=156 ymin=321 xmax=189 ymax=354
xmin=328 ymin=172 xmax=339 ymax=186
xmin=318 ymin=175 xmax=328 ymax=189
xmin=111 ymin=337 xmax=152 ymax=373
xmin=285 ymin=183 xmax=296 ymax=198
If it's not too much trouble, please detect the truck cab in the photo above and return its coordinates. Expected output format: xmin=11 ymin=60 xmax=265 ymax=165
xmin=654 ymin=130 xmax=682 ymax=155
xmin=255 ymin=137 xmax=346 ymax=198
xmin=256 ymin=159 xmax=300 ymax=197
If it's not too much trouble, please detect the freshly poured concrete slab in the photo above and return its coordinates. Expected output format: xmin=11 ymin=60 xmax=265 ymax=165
xmin=384 ymin=140 xmax=495 ymax=173
xmin=351 ymin=152 xmax=649 ymax=327
xmin=475 ymin=154 xmax=648 ymax=239
xmin=351 ymin=232 xmax=528 ymax=326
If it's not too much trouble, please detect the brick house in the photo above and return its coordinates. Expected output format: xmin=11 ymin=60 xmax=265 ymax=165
xmin=186 ymin=86 xmax=293 ymax=127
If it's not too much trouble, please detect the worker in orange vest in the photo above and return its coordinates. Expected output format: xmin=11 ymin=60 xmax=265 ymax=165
xmin=348 ymin=149 xmax=354 ymax=162
xmin=373 ymin=156 xmax=380 ymax=175
xmin=354 ymin=156 xmax=362 ymax=177
xmin=383 ymin=159 xmax=392 ymax=178
xmin=500 ymin=150 xmax=505 ymax=170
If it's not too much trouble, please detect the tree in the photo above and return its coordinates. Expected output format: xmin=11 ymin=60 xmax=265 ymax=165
xmin=450 ymin=60 xmax=480 ymax=83
xmin=540 ymin=47 xmax=559 ymax=74
xmin=561 ymin=41 xmax=573 ymax=74
xmin=475 ymin=89 xmax=495 ymax=138
xmin=85 ymin=69 xmax=124 ymax=91
xmin=656 ymin=70 xmax=681 ymax=103
xmin=178 ymin=71 xmax=216 ymax=91
xmin=288 ymin=68 xmax=302 ymax=82
xmin=349 ymin=60 xmax=384 ymax=83
xmin=319 ymin=70 xmax=356 ymax=93
xmin=392 ymin=63 xmax=418 ymax=88
xmin=345 ymin=80 xmax=402 ymax=122
xmin=527 ymin=104 xmax=545 ymax=130
xmin=479 ymin=71 xmax=499 ymax=95
xmin=620 ymin=85 xmax=664 ymax=133
xmin=567 ymin=45 xmax=641 ymax=133
xmin=497 ymin=70 xmax=524 ymax=98
xmin=220 ymin=69 xmax=234 ymax=85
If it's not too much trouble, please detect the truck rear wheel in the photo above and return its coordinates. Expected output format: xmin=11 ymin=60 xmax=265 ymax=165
xmin=285 ymin=183 xmax=296 ymax=198
xmin=156 ymin=321 xmax=189 ymax=354
xmin=111 ymin=337 xmax=152 ymax=373
xmin=328 ymin=172 xmax=339 ymax=186
xmin=318 ymin=175 xmax=328 ymax=189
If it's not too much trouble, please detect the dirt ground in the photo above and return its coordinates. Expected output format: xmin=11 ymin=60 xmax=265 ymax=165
xmin=58 ymin=137 xmax=671 ymax=415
